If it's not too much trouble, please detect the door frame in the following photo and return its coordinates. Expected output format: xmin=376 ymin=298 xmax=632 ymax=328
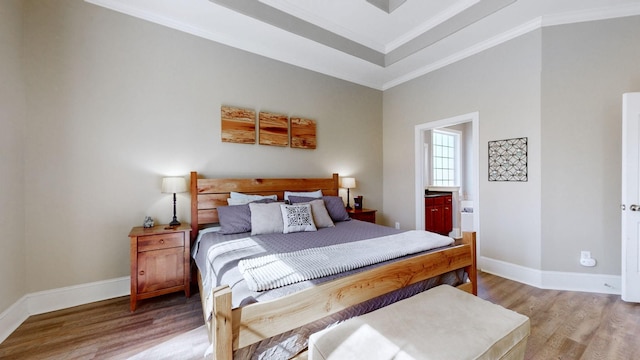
xmin=414 ymin=112 xmax=480 ymax=238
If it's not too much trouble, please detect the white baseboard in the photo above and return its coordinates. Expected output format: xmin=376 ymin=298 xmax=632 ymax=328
xmin=0 ymin=297 xmax=29 ymax=344
xmin=479 ymin=256 xmax=621 ymax=295
xmin=1 ymin=259 xmax=623 ymax=344
xmin=0 ymin=276 xmax=129 ymax=343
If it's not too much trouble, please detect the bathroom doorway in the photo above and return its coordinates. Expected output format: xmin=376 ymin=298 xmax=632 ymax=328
xmin=414 ymin=112 xmax=480 ymax=240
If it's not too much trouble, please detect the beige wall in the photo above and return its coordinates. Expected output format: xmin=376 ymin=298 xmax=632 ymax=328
xmin=541 ymin=16 xmax=640 ymax=274
xmin=20 ymin=0 xmax=382 ymax=294
xmin=6 ymin=0 xmax=639 ymax=318
xmin=383 ymin=31 xmax=543 ymax=269
xmin=383 ymin=15 xmax=640 ymax=276
xmin=0 ymin=0 xmax=27 ymax=313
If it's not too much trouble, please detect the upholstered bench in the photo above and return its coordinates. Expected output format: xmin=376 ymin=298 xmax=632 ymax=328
xmin=308 ymin=284 xmax=530 ymax=360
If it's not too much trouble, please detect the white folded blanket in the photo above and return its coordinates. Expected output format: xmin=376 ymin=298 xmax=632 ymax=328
xmin=238 ymin=230 xmax=453 ymax=291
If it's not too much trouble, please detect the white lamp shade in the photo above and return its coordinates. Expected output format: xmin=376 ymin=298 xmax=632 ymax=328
xmin=161 ymin=177 xmax=187 ymax=194
xmin=341 ymin=177 xmax=356 ymax=189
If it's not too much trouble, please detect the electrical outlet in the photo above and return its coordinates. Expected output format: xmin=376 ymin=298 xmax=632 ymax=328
xmin=395 ymin=222 xmax=400 ymax=229
xmin=580 ymin=251 xmax=596 ymax=267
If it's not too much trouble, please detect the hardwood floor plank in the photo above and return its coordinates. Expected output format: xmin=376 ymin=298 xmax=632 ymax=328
xmin=2 ymin=272 xmax=640 ymax=359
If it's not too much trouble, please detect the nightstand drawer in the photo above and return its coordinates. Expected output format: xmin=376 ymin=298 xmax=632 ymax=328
xmin=137 ymin=232 xmax=184 ymax=252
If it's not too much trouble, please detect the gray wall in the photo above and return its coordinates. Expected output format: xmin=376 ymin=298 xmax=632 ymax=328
xmin=0 ymin=0 xmax=27 ymax=313
xmin=541 ymin=16 xmax=640 ymax=274
xmin=16 ymin=0 xmax=382 ymax=297
xmin=383 ymin=30 xmax=542 ymax=270
xmin=383 ymin=15 xmax=640 ymax=276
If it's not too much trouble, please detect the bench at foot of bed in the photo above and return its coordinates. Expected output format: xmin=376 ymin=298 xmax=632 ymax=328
xmin=308 ymin=284 xmax=530 ymax=360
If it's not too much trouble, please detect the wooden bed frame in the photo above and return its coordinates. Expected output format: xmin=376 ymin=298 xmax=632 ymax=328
xmin=190 ymin=171 xmax=477 ymax=360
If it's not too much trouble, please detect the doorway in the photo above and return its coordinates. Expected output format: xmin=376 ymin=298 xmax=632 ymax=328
xmin=414 ymin=112 xmax=480 ymax=239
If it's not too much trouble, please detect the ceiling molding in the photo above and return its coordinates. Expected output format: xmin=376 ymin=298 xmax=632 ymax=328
xmin=84 ymin=0 xmax=640 ymax=91
xmin=384 ymin=0 xmax=516 ymax=66
xmin=366 ymin=0 xmax=407 ymax=14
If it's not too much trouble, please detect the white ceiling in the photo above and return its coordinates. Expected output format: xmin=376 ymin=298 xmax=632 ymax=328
xmin=86 ymin=0 xmax=640 ymax=90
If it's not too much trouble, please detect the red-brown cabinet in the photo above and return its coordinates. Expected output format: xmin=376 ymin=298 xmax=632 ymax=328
xmin=425 ymin=194 xmax=452 ymax=235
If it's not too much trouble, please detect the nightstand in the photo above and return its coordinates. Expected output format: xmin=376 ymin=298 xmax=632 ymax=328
xmin=129 ymin=223 xmax=191 ymax=311
xmin=347 ymin=208 xmax=377 ymax=223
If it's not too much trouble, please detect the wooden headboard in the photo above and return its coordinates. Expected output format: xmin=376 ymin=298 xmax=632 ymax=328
xmin=190 ymin=171 xmax=339 ymax=241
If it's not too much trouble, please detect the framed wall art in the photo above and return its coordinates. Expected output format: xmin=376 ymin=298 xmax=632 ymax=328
xmin=488 ymin=137 xmax=528 ymax=182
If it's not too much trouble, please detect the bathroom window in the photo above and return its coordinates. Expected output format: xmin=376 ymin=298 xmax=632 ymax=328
xmin=432 ymin=129 xmax=460 ymax=186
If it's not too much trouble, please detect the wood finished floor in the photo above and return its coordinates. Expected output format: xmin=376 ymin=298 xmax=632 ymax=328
xmin=1 ymin=272 xmax=640 ymax=359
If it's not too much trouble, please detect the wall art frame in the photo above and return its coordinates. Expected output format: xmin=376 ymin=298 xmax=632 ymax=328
xmin=488 ymin=137 xmax=528 ymax=182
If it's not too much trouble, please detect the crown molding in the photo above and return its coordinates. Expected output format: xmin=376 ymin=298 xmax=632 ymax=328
xmin=85 ymin=0 xmax=640 ymax=91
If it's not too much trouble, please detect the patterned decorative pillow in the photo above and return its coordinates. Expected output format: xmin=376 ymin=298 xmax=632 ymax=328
xmin=280 ymin=203 xmax=317 ymax=234
xmin=288 ymin=195 xmax=351 ymax=222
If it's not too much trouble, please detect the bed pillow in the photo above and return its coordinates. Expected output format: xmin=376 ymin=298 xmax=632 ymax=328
xmin=218 ymin=199 xmax=277 ymax=234
xmin=217 ymin=204 xmax=252 ymax=234
xmin=228 ymin=192 xmax=278 ymax=205
xmin=294 ymin=199 xmax=334 ymax=228
xmin=280 ymin=203 xmax=317 ymax=234
xmin=289 ymin=195 xmax=351 ymax=222
xmin=250 ymin=202 xmax=285 ymax=235
xmin=284 ymin=190 xmax=322 ymax=202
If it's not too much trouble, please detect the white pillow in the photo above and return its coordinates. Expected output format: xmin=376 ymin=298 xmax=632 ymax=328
xmin=284 ymin=190 xmax=323 ymax=202
xmin=280 ymin=203 xmax=317 ymax=234
xmin=306 ymin=199 xmax=334 ymax=228
xmin=250 ymin=202 xmax=285 ymax=235
xmin=228 ymin=192 xmax=278 ymax=205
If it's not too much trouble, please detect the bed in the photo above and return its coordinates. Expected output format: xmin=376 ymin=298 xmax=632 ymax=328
xmin=189 ymin=171 xmax=477 ymax=360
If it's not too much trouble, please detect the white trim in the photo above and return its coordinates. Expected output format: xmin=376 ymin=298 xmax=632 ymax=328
xmin=0 ymin=277 xmax=129 ymax=343
xmin=480 ymin=256 xmax=621 ymax=295
xmin=542 ymin=3 xmax=640 ymax=27
xmin=414 ymin=112 xmax=479 ymax=246
xmin=0 ymin=296 xmax=29 ymax=344
xmin=382 ymin=17 xmax=541 ymax=90
xmin=85 ymin=0 xmax=640 ymax=91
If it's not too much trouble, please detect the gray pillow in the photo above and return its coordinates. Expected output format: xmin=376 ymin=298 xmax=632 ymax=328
xmin=288 ymin=195 xmax=351 ymax=222
xmin=217 ymin=204 xmax=251 ymax=234
xmin=307 ymin=199 xmax=335 ymax=228
xmin=217 ymin=198 xmax=275 ymax=234
xmin=250 ymin=202 xmax=285 ymax=235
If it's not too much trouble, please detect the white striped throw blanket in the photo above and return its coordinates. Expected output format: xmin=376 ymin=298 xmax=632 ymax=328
xmin=238 ymin=230 xmax=453 ymax=291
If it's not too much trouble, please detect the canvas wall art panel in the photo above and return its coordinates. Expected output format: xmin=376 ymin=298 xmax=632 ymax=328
xmin=290 ymin=117 xmax=317 ymax=149
xmin=259 ymin=112 xmax=289 ymax=146
xmin=221 ymin=106 xmax=256 ymax=144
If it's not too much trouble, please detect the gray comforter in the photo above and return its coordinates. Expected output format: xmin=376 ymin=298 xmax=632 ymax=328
xmin=192 ymin=220 xmax=464 ymax=359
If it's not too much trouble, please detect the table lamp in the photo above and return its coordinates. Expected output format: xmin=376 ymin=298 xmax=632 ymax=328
xmin=161 ymin=176 xmax=187 ymax=226
xmin=341 ymin=177 xmax=356 ymax=210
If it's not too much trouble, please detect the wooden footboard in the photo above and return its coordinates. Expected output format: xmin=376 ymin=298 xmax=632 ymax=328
xmin=209 ymin=231 xmax=476 ymax=360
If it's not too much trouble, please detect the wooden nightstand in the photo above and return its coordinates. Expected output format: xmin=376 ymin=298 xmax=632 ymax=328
xmin=347 ymin=208 xmax=377 ymax=223
xmin=129 ymin=223 xmax=191 ymax=311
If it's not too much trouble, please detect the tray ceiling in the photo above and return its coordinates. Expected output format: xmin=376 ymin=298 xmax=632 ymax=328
xmin=86 ymin=0 xmax=640 ymax=90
